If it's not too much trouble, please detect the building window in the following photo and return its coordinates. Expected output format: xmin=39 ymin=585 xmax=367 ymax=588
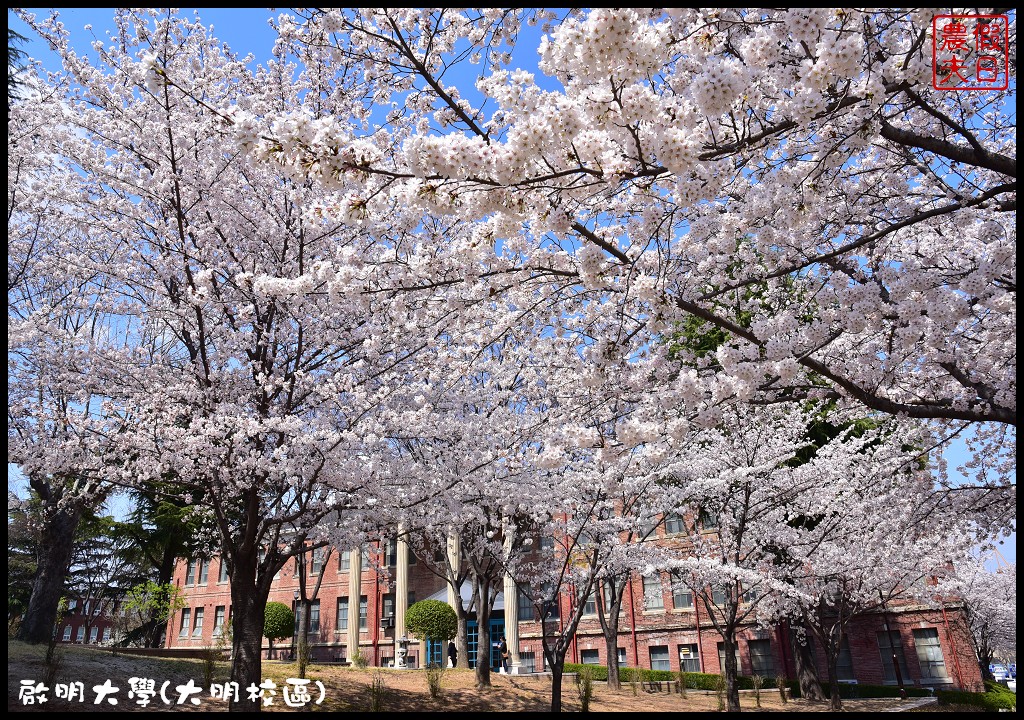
xmin=643 ymin=574 xmax=665 ymax=610
xmin=912 ymin=628 xmax=949 ymax=681
xmin=339 ymin=550 xmax=351 ymax=572
xmin=102 ymin=627 xmax=111 ymax=642
xmin=62 ymin=626 xmax=72 ymax=641
xmin=664 ymin=513 xmax=686 ymax=534
xmin=382 ymin=594 xmax=395 ymax=622
xmin=583 ymin=592 xmax=597 ymax=616
xmin=76 ymin=626 xmax=85 ymax=643
xmin=311 ymin=547 xmax=326 ymax=576
xmin=179 ymin=608 xmax=191 ymax=637
xmin=679 ymin=643 xmax=701 ymax=673
xmin=517 ymin=586 xmax=535 ymax=622
xmin=837 ymin=637 xmax=855 ymax=681
xmin=218 ymin=559 xmax=229 ymax=583
xmin=581 ymin=649 xmax=600 ymax=665
xmin=748 ymin=639 xmax=775 ymax=677
xmin=193 ymin=607 xmax=204 ymax=637
xmin=308 ymin=600 xmax=321 ymax=634
xmin=199 ymin=560 xmax=209 ymax=585
xmin=603 ymin=584 xmax=625 ymax=616
xmin=673 ymin=586 xmax=694 ymax=610
xmin=408 ymin=591 xmax=416 ymax=608
xmin=185 ymin=561 xmax=197 ymax=586
xmin=214 ymin=606 xmax=226 ymax=636
xmin=540 ymin=535 xmax=555 ymax=552
xmin=717 ymin=642 xmax=741 ymax=673
xmin=337 ymin=597 xmax=349 ymax=631
xmin=650 ymin=645 xmax=670 ymax=671
xmin=710 ymin=585 xmax=729 ymax=607
xmin=617 ymin=647 xmax=627 ymax=666
xmin=68 ymin=599 xmax=78 ymax=614
xmin=520 ymin=651 xmax=536 ymax=673
xmin=699 ymin=508 xmax=719 ymax=530
xmin=408 ymin=548 xmax=417 ymax=565
xmin=83 ymin=601 xmax=90 ymax=616
xmin=541 ymin=583 xmax=560 ymax=620
xmin=877 ymin=630 xmax=911 ymax=685
xmin=638 ymin=514 xmax=660 ymax=539
xmin=89 ymin=626 xmax=99 ymax=643
xmin=358 ymin=596 xmax=368 ymax=630
xmin=384 ymin=539 xmax=398 ymax=567
xmin=361 ymin=549 xmax=369 ymax=570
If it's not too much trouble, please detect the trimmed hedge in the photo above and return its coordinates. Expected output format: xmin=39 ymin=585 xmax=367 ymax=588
xmin=938 ymin=685 xmax=1017 ymax=712
xmin=562 ymin=664 xmax=799 ymax=694
xmin=984 ymin=680 xmax=1017 ymax=696
xmin=820 ymin=683 xmax=932 ymax=699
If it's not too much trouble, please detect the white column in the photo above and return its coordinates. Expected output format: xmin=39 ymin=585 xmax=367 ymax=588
xmin=395 ymin=531 xmax=409 ymax=668
xmin=347 ymin=546 xmax=362 ymax=664
xmin=503 ymin=525 xmax=521 ymax=674
xmin=446 ymin=532 xmax=460 ymax=608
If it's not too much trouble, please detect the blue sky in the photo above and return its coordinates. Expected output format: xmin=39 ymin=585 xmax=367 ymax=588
xmin=8 ymin=8 xmax=1015 ymax=567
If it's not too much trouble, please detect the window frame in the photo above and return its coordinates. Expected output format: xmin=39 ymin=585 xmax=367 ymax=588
xmin=642 ymin=574 xmax=665 ymax=611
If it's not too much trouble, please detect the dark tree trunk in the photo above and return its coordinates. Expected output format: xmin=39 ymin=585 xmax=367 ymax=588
xmin=549 ymin=657 xmax=564 ymax=712
xmin=144 ymin=547 xmax=179 ymax=647
xmin=604 ymin=629 xmax=621 ymax=690
xmin=826 ymin=656 xmax=843 ymax=711
xmin=476 ymin=599 xmax=492 ymax=688
xmin=599 ymin=581 xmax=624 ymax=690
xmin=18 ymin=504 xmax=82 ymax=644
xmin=455 ymin=607 xmax=468 ymax=668
xmin=790 ymin=626 xmax=825 ymax=700
xmin=723 ymin=633 xmax=742 ymax=712
xmin=228 ymin=560 xmax=270 ymax=712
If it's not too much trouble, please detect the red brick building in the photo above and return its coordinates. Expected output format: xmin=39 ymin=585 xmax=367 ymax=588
xmin=164 ymin=534 xmax=983 ymax=691
xmin=57 ymin=598 xmax=120 ymax=647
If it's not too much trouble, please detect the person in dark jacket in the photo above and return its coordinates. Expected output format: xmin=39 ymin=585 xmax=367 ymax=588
xmin=447 ymin=640 xmax=458 ymax=668
xmin=499 ymin=636 xmax=509 ymax=673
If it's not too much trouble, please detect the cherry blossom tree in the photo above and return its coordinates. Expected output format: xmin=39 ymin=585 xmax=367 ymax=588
xmin=10 ymin=11 xmax=1015 ymax=711
xmin=271 ymin=8 xmax=1015 ymax=419
xmin=12 ymin=9 xmax=454 ymax=709
xmin=772 ymin=424 xmax=971 ymax=710
xmin=939 ymin=559 xmax=1017 ymax=682
xmin=8 ymin=58 xmax=118 ymax=643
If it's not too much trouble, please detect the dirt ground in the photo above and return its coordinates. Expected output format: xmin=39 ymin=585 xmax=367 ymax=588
xmin=9 ymin=641 xmax=943 ymax=712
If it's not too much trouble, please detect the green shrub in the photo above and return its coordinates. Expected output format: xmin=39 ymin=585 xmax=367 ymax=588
xmin=984 ymin=680 xmax=1017 ymax=696
xmin=425 ymin=663 xmax=445 ymax=700
xmin=263 ymin=601 xmax=294 ymax=659
xmin=352 ymin=648 xmax=370 ymax=669
xmin=937 ymin=687 xmax=1016 ymax=712
xmin=575 ymin=665 xmax=595 ymax=712
xmin=561 ymin=664 xmax=801 ymax=696
xmin=368 ymin=671 xmax=388 ymax=711
xmin=564 ymin=663 xmax=608 ymax=681
xmin=820 ymin=683 xmax=932 ymax=699
xmin=405 ymin=600 xmax=457 ymax=644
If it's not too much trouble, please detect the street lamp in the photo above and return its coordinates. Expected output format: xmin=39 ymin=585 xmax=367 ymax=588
xmin=293 ymin=590 xmax=301 ymax=661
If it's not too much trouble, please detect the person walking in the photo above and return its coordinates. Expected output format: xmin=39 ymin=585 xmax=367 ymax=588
xmin=499 ymin=635 xmax=510 ymax=673
xmin=447 ymin=640 xmax=458 ymax=668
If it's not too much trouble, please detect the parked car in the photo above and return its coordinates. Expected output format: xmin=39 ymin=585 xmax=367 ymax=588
xmin=1008 ymin=663 xmax=1016 ymax=679
xmin=990 ymin=664 xmax=1010 ymax=681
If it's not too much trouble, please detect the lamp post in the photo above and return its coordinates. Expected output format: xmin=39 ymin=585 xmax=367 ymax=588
xmin=293 ymin=590 xmax=301 ymax=661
